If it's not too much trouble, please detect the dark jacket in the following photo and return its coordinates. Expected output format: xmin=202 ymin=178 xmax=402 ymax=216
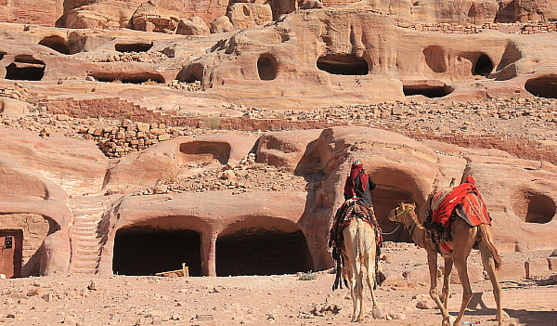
xmin=344 ymin=169 xmax=376 ymax=206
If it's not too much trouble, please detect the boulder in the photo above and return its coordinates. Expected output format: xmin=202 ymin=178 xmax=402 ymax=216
xmin=210 ymin=16 xmax=235 ymax=33
xmin=0 ymin=97 xmax=32 ymax=117
xmin=176 ymin=17 xmax=210 ymax=36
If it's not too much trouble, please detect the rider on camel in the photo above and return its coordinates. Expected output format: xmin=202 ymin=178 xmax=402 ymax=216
xmin=329 ymin=160 xmax=385 ymax=289
xmin=344 ymin=160 xmax=376 ymax=207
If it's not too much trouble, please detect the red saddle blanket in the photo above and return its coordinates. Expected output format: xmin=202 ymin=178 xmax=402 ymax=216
xmin=431 ymin=183 xmax=491 ymax=227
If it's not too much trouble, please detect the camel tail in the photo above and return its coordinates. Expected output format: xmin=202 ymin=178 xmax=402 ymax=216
xmin=478 ymin=224 xmax=502 ymax=271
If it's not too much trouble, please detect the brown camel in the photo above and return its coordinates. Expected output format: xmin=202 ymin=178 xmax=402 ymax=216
xmin=387 ymin=202 xmax=503 ymax=326
xmin=331 ymin=201 xmax=382 ymax=322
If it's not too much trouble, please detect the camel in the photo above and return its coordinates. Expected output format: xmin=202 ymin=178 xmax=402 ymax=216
xmin=388 ymin=201 xmax=503 ymax=326
xmin=331 ymin=201 xmax=382 ymax=322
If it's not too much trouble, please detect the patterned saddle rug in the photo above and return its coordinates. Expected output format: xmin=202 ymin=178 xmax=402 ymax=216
xmin=425 ymin=183 xmax=492 ymax=248
xmin=430 ymin=187 xmax=491 ymax=228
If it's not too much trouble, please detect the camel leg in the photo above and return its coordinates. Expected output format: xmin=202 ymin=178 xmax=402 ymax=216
xmin=351 ymin=258 xmax=364 ymax=322
xmin=363 ymin=237 xmax=381 ymax=319
xmin=427 ymin=250 xmax=451 ymax=326
xmin=442 ymin=257 xmax=453 ymax=312
xmin=480 ymin=242 xmax=503 ymax=326
xmin=453 ymin=256 xmax=474 ymax=326
xmin=343 ymin=223 xmax=364 ymax=322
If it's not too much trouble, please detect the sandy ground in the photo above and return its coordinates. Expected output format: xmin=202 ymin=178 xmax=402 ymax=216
xmin=2 ymin=243 xmax=556 ymax=326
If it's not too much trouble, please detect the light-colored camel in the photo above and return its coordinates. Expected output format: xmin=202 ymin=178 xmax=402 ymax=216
xmin=340 ymin=212 xmax=382 ymax=322
xmin=388 ymin=202 xmax=503 ymax=326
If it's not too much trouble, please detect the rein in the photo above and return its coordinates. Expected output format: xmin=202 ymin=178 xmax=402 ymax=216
xmin=382 ymin=206 xmax=412 ymax=235
xmin=381 ymin=224 xmax=400 ymax=235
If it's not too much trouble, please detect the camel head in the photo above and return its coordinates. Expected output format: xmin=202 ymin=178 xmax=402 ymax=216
xmin=388 ymin=202 xmax=416 ymax=223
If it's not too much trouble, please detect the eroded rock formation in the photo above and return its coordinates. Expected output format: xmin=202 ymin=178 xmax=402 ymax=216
xmin=1 ymin=124 xmax=555 ymax=277
xmin=0 ymin=0 xmax=556 ymax=279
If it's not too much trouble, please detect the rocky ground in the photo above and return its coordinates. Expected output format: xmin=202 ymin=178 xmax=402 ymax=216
xmin=1 ymin=243 xmax=556 ymax=326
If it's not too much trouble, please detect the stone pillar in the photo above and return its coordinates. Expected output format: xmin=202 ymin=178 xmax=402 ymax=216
xmin=201 ymin=232 xmax=218 ymax=276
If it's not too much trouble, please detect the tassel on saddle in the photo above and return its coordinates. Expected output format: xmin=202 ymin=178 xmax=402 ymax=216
xmin=424 ymin=209 xmax=454 ymax=245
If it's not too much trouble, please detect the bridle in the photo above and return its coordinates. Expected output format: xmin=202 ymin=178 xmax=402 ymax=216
xmin=381 ymin=205 xmax=412 ymax=235
xmin=393 ymin=205 xmax=413 ymax=220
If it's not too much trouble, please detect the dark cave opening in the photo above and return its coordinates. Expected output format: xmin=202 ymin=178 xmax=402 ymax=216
xmin=112 ymin=228 xmax=201 ymax=276
xmin=115 ymin=43 xmax=153 ymax=53
xmin=317 ymin=54 xmax=369 ymax=75
xmin=39 ymin=35 xmax=70 ymax=55
xmin=257 ymin=53 xmax=278 ymax=81
xmin=525 ymin=76 xmax=557 ymax=99
xmin=88 ymin=75 xmax=165 ymax=84
xmin=5 ymin=56 xmax=45 ymax=81
xmin=524 ymin=194 xmax=556 ymax=224
xmin=177 ymin=63 xmax=203 ymax=83
xmin=216 ymin=228 xmax=313 ymax=276
xmin=403 ymin=85 xmax=454 ymax=98
xmin=473 ymin=54 xmax=494 ymax=77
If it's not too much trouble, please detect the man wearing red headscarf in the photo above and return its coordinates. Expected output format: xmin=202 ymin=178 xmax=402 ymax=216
xmin=344 ymin=160 xmax=376 ymax=206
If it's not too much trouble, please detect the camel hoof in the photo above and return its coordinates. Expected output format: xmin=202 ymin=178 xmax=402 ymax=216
xmin=372 ymin=308 xmax=382 ymax=319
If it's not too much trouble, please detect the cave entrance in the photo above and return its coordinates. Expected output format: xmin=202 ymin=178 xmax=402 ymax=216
xmin=176 ymin=63 xmax=203 ymax=83
xmin=372 ymin=185 xmax=415 ymax=242
xmin=317 ymin=54 xmax=369 ymax=75
xmin=403 ymin=81 xmax=454 ymax=98
xmin=525 ymin=76 xmax=557 ymax=98
xmin=178 ymin=141 xmax=231 ymax=166
xmin=216 ymin=228 xmax=313 ymax=276
xmin=5 ymin=55 xmax=45 ymax=81
xmin=257 ymin=54 xmax=278 ymax=81
xmin=473 ymin=54 xmax=493 ymax=77
xmin=512 ymin=192 xmax=556 ymax=224
xmin=39 ymin=35 xmax=70 ymax=55
xmin=112 ymin=228 xmax=201 ymax=276
xmin=115 ymin=42 xmax=153 ymax=53
xmin=87 ymin=74 xmax=165 ymax=84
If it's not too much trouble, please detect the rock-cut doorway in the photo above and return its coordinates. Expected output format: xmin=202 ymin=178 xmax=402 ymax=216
xmin=112 ymin=228 xmax=201 ymax=276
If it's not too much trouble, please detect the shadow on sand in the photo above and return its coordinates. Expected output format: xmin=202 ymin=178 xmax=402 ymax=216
xmin=443 ymin=291 xmax=557 ymax=326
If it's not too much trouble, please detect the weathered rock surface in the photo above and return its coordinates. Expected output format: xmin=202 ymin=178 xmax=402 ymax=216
xmin=0 ymin=0 xmax=556 ymax=281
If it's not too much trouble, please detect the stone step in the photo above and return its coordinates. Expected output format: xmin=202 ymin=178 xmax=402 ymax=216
xmin=76 ymin=248 xmax=102 ymax=256
xmin=72 ymin=224 xmax=101 ymax=230
xmin=73 ymin=260 xmax=99 ymax=269
xmin=70 ymin=231 xmax=99 ymax=238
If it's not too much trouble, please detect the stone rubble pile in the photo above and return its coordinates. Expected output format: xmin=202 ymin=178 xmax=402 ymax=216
xmin=79 ymin=119 xmax=205 ymax=158
xmin=2 ymin=94 xmax=556 ymax=160
xmin=168 ymin=80 xmax=202 ymax=92
xmin=88 ymin=51 xmax=168 ymax=63
xmin=132 ymin=153 xmax=319 ymax=196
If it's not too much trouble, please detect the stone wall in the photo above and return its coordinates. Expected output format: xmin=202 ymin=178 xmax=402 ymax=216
xmin=396 ymin=21 xmax=557 ymax=34
xmin=0 ymin=213 xmax=54 ymax=276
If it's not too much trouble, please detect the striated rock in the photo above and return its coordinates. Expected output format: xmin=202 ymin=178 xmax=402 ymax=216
xmin=131 ymin=1 xmax=179 ymax=33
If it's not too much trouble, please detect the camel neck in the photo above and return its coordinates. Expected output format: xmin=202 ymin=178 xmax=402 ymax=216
xmin=403 ymin=210 xmax=426 ymax=248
